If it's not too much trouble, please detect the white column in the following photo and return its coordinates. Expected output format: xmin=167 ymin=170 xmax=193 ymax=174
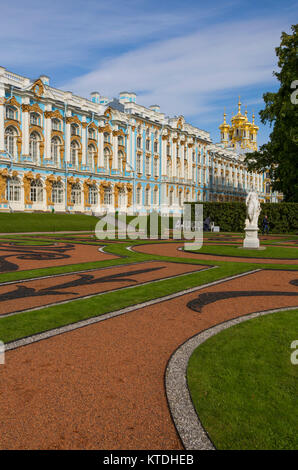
xmin=113 ymin=132 xmax=118 ymax=169
xmin=187 ymin=145 xmax=192 ymax=180
xmin=81 ymin=119 xmax=87 ymax=165
xmin=161 ymin=138 xmax=167 ymax=176
xmin=21 ymin=97 xmax=30 ymax=156
xmin=98 ymin=130 xmax=104 ymax=168
xmin=65 ymin=122 xmax=71 ymax=163
xmin=44 ymin=104 xmax=52 ymax=159
xmin=0 ymin=101 xmax=5 ymax=153
xmin=172 ymin=140 xmax=177 ymax=177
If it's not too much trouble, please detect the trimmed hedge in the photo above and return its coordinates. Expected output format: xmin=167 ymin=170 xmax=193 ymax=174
xmin=188 ymin=202 xmax=298 ymax=233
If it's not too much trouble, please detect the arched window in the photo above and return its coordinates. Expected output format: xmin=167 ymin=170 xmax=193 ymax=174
xmin=136 ymin=186 xmax=142 ymax=205
xmin=7 ymin=176 xmax=21 ymax=202
xmin=89 ymin=185 xmax=98 ymax=205
xmin=5 ymin=126 xmax=18 ymax=158
xmin=145 ymin=186 xmax=150 ymax=206
xmin=70 ymin=141 xmax=79 ymax=166
xmin=153 ymin=187 xmax=158 ymax=205
xmin=87 ymin=144 xmax=96 ymax=168
xmin=167 ymin=159 xmax=172 ymax=178
xmin=104 ymin=132 xmax=110 ymax=143
xmin=104 ymin=147 xmax=110 ymax=171
xmin=118 ymin=135 xmax=124 ymax=146
xmin=29 ymin=132 xmax=40 ymax=163
xmin=136 ymin=154 xmax=141 ymax=173
xmin=6 ymin=106 xmax=17 ymax=120
xmin=118 ymin=151 xmax=124 ymax=173
xmin=30 ymin=112 xmax=40 ymax=126
xmin=52 ymin=181 xmax=63 ymax=204
xmin=153 ymin=158 xmax=159 ymax=177
xmin=51 ymin=137 xmax=60 ymax=164
xmin=30 ymin=179 xmax=43 ymax=202
xmin=118 ymin=187 xmax=126 ymax=208
xmin=178 ymin=190 xmax=183 ymax=206
xmin=104 ymin=186 xmax=112 ymax=205
xmin=71 ymin=183 xmax=81 ymax=205
xmin=145 ymin=156 xmax=151 ymax=175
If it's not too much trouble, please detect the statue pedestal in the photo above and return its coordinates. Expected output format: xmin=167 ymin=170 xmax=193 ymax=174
xmin=243 ymin=226 xmax=260 ymax=249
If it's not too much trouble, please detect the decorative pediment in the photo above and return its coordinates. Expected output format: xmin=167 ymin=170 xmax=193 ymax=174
xmin=6 ymin=96 xmax=20 ymax=108
xmin=44 ymin=109 xmax=63 ymax=120
xmin=31 ymin=79 xmax=44 ymax=99
xmin=104 ymin=107 xmax=113 ymax=120
xmin=66 ymin=115 xmax=81 ymax=125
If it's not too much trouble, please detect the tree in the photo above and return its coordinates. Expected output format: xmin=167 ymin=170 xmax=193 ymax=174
xmin=245 ymin=24 xmax=298 ymax=202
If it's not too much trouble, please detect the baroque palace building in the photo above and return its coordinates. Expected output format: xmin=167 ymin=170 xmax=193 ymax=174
xmin=0 ymin=67 xmax=281 ymax=215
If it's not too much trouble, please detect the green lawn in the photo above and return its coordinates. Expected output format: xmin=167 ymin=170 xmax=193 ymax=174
xmin=0 ymin=212 xmax=99 ymax=233
xmin=188 ymin=244 xmax=298 ymax=259
xmin=187 ymin=309 xmax=298 ymax=450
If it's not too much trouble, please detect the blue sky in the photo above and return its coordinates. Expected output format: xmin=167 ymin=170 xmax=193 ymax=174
xmin=1 ymin=0 xmax=296 ymax=145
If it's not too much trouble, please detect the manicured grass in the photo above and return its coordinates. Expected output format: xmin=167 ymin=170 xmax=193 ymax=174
xmin=189 ymin=244 xmax=298 ymax=259
xmin=0 ymin=212 xmax=99 ymax=233
xmin=0 ymin=263 xmax=254 ymax=344
xmin=187 ymin=309 xmax=298 ymax=450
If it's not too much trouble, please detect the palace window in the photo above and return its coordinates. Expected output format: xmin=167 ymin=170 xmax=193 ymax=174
xmin=88 ymin=127 xmax=96 ymax=140
xmin=29 ymin=132 xmax=40 ymax=163
xmin=30 ymin=179 xmax=43 ymax=203
xmin=52 ymin=181 xmax=64 ymax=204
xmin=87 ymin=144 xmax=96 ymax=168
xmin=118 ymin=151 xmax=124 ymax=173
xmin=6 ymin=106 xmax=17 ymax=120
xmin=51 ymin=137 xmax=60 ymax=164
xmin=104 ymin=187 xmax=112 ymax=205
xmin=153 ymin=187 xmax=158 ymax=205
xmin=145 ymin=139 xmax=150 ymax=152
xmin=89 ymin=185 xmax=98 ymax=205
xmin=145 ymin=156 xmax=151 ymax=175
xmin=71 ymin=183 xmax=81 ymax=205
xmin=137 ymin=136 xmax=142 ymax=149
xmin=104 ymin=132 xmax=110 ymax=143
xmin=7 ymin=177 xmax=21 ymax=202
xmin=70 ymin=141 xmax=79 ymax=166
xmin=167 ymin=159 xmax=172 ymax=178
xmin=154 ymin=141 xmax=158 ymax=153
xmin=104 ymin=147 xmax=110 ymax=171
xmin=4 ymin=126 xmax=18 ymax=158
xmin=118 ymin=135 xmax=124 ymax=146
xmin=118 ymin=187 xmax=126 ymax=207
xmin=153 ymin=158 xmax=159 ymax=177
xmin=71 ymin=124 xmax=79 ymax=136
xmin=30 ymin=112 xmax=40 ymax=126
xmin=52 ymin=118 xmax=61 ymax=131
xmin=136 ymin=186 xmax=142 ymax=205
xmin=136 ymin=154 xmax=142 ymax=173
xmin=145 ymin=187 xmax=150 ymax=206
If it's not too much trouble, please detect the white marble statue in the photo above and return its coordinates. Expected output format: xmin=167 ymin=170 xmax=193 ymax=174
xmin=245 ymin=191 xmax=261 ymax=228
xmin=243 ymin=191 xmax=261 ymax=248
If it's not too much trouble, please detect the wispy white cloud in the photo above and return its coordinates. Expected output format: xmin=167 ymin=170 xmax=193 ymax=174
xmin=63 ymin=16 xmax=287 ymax=119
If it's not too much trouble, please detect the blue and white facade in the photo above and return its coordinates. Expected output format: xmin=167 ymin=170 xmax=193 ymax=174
xmin=0 ymin=67 xmax=281 ymax=215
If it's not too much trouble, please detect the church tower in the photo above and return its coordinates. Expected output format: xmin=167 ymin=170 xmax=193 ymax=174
xmin=219 ymin=97 xmax=258 ymax=151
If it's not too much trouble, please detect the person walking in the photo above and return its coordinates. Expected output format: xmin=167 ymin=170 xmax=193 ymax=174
xmin=262 ymin=215 xmax=269 ymax=235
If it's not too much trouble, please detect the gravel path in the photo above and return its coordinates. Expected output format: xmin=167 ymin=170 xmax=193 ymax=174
xmin=0 ymin=269 xmax=297 ymax=449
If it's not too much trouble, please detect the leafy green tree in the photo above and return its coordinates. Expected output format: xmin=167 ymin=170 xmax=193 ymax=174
xmin=245 ymin=24 xmax=298 ymax=202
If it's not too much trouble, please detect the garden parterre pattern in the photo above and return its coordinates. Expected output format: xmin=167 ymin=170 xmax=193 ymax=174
xmin=0 ymin=242 xmax=117 ymax=272
xmin=0 ymin=261 xmax=206 ymax=316
xmin=0 ymin=266 xmax=298 ymax=449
